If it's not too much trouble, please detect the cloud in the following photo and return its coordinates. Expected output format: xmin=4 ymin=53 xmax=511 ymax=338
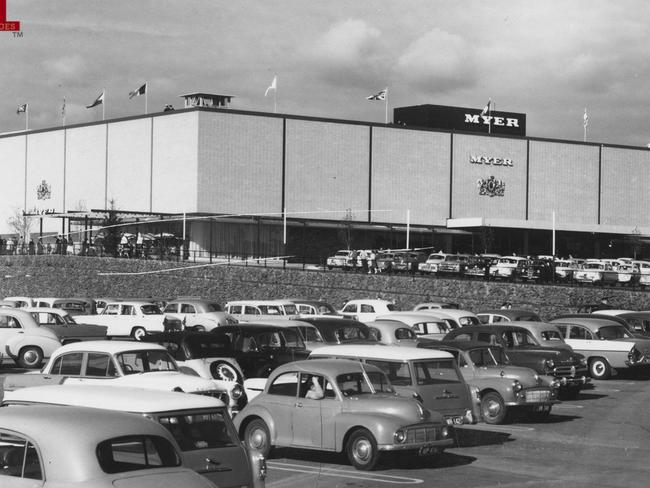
xmin=396 ymin=28 xmax=477 ymax=91
xmin=42 ymin=55 xmax=87 ymax=84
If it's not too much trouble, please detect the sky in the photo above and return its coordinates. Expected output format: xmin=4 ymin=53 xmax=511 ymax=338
xmin=1 ymin=0 xmax=650 ymax=147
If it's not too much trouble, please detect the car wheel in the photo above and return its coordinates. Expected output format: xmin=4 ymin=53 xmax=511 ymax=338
xmin=346 ymin=428 xmax=379 ymax=470
xmin=481 ymin=392 xmax=509 ymax=424
xmin=244 ymin=419 xmax=272 ymax=458
xmin=589 ymin=357 xmax=611 ymax=380
xmin=131 ymin=327 xmax=146 ymax=341
xmin=17 ymin=346 xmax=44 ymax=369
xmin=210 ymin=361 xmax=241 ymax=383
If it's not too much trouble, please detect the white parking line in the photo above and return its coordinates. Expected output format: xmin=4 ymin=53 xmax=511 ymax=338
xmin=553 ymin=403 xmax=584 ymax=409
xmin=459 ymin=424 xmax=535 ymax=432
xmin=266 ymin=461 xmax=424 ymax=484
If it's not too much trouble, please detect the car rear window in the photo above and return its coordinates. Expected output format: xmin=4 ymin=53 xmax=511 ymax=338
xmin=96 ymin=435 xmax=181 ymax=473
xmin=159 ymin=410 xmax=237 ymax=451
xmin=413 ymin=359 xmax=462 ymax=385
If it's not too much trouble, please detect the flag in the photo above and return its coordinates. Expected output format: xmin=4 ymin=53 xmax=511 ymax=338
xmin=16 ymin=103 xmax=27 ymax=114
xmin=583 ymin=108 xmax=589 ymax=128
xmin=481 ymin=99 xmax=492 ymax=116
xmin=265 ymin=75 xmax=277 ymax=96
xmin=86 ymin=91 xmax=104 ymax=108
xmin=129 ymin=83 xmax=147 ymax=99
xmin=366 ymin=89 xmax=386 ymax=101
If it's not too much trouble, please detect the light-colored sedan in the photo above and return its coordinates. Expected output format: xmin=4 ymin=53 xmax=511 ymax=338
xmin=234 ymin=359 xmax=454 ymax=470
xmin=164 ymin=298 xmax=238 ymax=331
xmin=0 ymin=308 xmax=61 ymax=368
xmin=377 ymin=312 xmax=453 ymax=340
xmin=366 ymin=319 xmax=419 ymax=346
xmin=0 ymin=404 xmax=216 ymax=487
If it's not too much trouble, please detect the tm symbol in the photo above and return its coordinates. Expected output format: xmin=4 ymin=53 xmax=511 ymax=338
xmin=13 ymin=31 xmax=23 ymax=38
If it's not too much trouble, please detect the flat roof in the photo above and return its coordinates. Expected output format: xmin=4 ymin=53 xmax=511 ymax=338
xmin=310 ymin=344 xmax=453 ymax=360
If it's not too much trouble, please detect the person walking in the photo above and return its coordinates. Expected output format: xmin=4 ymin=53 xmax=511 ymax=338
xmin=359 ymin=249 xmax=368 ymax=273
xmin=369 ymin=250 xmax=377 ymax=274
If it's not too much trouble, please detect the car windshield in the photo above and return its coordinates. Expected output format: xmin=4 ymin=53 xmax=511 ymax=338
xmin=468 ymin=347 xmax=509 ymax=366
xmin=140 ymin=304 xmax=163 ymax=315
xmin=158 ymin=409 xmax=238 ymax=451
xmin=336 ymin=371 xmax=394 ymax=396
xmin=386 ymin=304 xmax=400 ymax=312
xmin=116 ymin=349 xmax=178 ymax=374
xmin=584 ymin=263 xmax=604 ymax=270
xmin=459 ymin=316 xmax=480 ymax=326
xmin=247 ymin=329 xmax=305 ymax=348
xmin=97 ymin=435 xmax=181 ymax=473
xmin=332 ymin=326 xmax=371 ymax=342
xmin=366 ymin=360 xmax=412 ymax=386
xmin=596 ymin=326 xmax=630 ymax=340
xmin=414 ymin=359 xmax=462 ymax=384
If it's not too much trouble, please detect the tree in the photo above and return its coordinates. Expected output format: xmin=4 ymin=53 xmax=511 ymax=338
xmin=7 ymin=208 xmax=34 ymax=241
xmin=100 ymin=199 xmax=122 ymax=257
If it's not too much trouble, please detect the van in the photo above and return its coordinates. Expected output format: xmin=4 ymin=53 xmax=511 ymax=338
xmin=309 ymin=344 xmax=479 ymax=426
xmin=1 ymin=384 xmax=266 ymax=488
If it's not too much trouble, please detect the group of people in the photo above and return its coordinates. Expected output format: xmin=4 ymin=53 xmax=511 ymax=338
xmin=348 ymin=249 xmax=381 ymax=274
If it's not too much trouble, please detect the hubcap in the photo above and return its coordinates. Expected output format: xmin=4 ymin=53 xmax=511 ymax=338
xmin=353 ymin=438 xmax=372 ymax=464
xmin=485 ymin=399 xmax=501 ymax=417
xmin=216 ymin=365 xmax=237 ymax=382
xmin=23 ymin=350 xmax=38 ymax=365
xmin=250 ymin=429 xmax=267 ymax=450
xmin=593 ymin=363 xmax=605 ymax=376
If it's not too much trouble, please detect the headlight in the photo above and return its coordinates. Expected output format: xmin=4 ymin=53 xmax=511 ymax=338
xmin=551 ymin=379 xmax=562 ymax=389
xmin=394 ymin=429 xmax=406 ymax=444
xmin=545 ymin=359 xmax=555 ymax=369
xmin=579 ymin=357 xmax=587 ymax=366
xmin=231 ymin=384 xmax=244 ymax=400
xmin=441 ymin=426 xmax=450 ymax=438
xmin=512 ymin=380 xmax=522 ymax=392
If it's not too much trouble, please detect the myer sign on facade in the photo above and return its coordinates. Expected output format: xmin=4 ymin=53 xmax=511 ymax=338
xmin=394 ymin=104 xmax=526 ymax=136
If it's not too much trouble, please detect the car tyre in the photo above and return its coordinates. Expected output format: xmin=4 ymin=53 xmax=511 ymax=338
xmin=481 ymin=391 xmax=509 ymax=424
xmin=589 ymin=357 xmax=611 ymax=380
xmin=244 ymin=419 xmax=272 ymax=458
xmin=17 ymin=346 xmax=44 ymax=369
xmin=346 ymin=428 xmax=379 ymax=470
xmin=211 ymin=361 xmax=241 ymax=383
xmin=131 ymin=327 xmax=146 ymax=341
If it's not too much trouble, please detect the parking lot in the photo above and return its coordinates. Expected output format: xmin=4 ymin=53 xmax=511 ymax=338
xmin=259 ymin=372 xmax=650 ymax=488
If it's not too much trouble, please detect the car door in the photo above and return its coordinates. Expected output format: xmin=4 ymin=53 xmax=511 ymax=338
xmin=0 ymin=313 xmax=23 ymax=352
xmin=291 ymin=373 xmax=325 ymax=447
xmin=265 ymin=372 xmax=300 ymax=446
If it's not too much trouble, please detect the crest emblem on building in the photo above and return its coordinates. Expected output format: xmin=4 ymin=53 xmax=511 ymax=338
xmin=36 ymin=180 xmax=52 ymax=200
xmin=477 ymin=176 xmax=505 ymax=197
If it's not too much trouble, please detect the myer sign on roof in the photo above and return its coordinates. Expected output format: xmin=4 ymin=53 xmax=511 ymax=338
xmin=393 ymin=104 xmax=526 ymax=137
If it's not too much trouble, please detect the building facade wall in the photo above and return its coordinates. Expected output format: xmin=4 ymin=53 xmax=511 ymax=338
xmin=65 ymin=125 xmax=107 ymax=213
xmin=0 ymin=135 xmax=27 ymax=233
xmin=285 ymin=119 xmax=370 ymax=222
xmin=197 ymin=111 xmax=283 ymax=216
xmin=528 ymin=141 xmax=599 ymax=225
xmin=451 ymin=133 xmax=528 ymax=220
xmin=600 ymin=146 xmax=650 ymax=227
xmin=371 ymin=127 xmax=450 ymax=226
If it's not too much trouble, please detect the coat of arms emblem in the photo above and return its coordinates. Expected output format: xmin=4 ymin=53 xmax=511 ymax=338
xmin=36 ymin=180 xmax=51 ymax=200
xmin=477 ymin=176 xmax=505 ymax=197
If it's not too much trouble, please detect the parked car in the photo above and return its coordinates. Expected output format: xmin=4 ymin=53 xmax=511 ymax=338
xmin=293 ymin=317 xmax=379 ymax=346
xmin=573 ymin=259 xmax=608 ymax=284
xmin=1 ymin=385 xmax=264 ymax=488
xmin=596 ymin=310 xmax=650 ymax=334
xmin=0 ymin=404 xmax=216 ymax=488
xmin=326 ymin=250 xmax=357 ymax=270
xmin=338 ymin=299 xmax=400 ymax=322
xmin=224 ymin=300 xmax=299 ymax=322
xmin=23 ymin=307 xmax=108 ymax=344
xmin=476 ymin=309 xmax=542 ymax=324
xmin=489 ymin=256 xmax=529 ymax=281
xmin=140 ymin=331 xmax=250 ymax=414
xmin=3 ymin=296 xmax=34 ymax=308
xmin=209 ymin=324 xmax=311 ymax=381
xmin=422 ymin=341 xmax=559 ymax=424
xmin=376 ymin=312 xmax=453 ymax=340
xmin=437 ymin=254 xmax=472 ymax=275
xmin=81 ymin=301 xmax=181 ymax=339
xmin=549 ymin=316 xmax=650 ymax=379
xmin=413 ymin=302 xmax=460 ymax=311
xmin=6 ymin=341 xmax=231 ymax=404
xmin=366 ymin=319 xmax=420 ymax=346
xmin=392 ymin=251 xmax=427 ymax=273
xmin=163 ymin=298 xmax=238 ymax=331
xmin=418 ymin=252 xmax=450 ymax=274
xmin=443 ymin=324 xmax=590 ymax=398
xmin=285 ymin=299 xmax=341 ymax=317
xmin=417 ymin=308 xmax=481 ymax=328
xmin=0 ymin=308 xmax=61 ymax=368
xmin=233 ymin=359 xmax=454 ymax=470
xmin=309 ymin=345 xmax=478 ymax=426
xmin=33 ymin=297 xmax=96 ymax=316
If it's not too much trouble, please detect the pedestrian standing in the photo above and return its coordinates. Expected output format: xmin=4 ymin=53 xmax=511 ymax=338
xmin=369 ymin=250 xmax=377 ymax=274
xmin=359 ymin=249 xmax=368 ymax=273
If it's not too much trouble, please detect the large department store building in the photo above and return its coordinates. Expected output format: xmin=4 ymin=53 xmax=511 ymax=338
xmin=1 ymin=94 xmax=650 ymax=261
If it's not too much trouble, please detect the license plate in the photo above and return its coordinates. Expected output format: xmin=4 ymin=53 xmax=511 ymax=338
xmin=445 ymin=416 xmax=463 ymax=425
xmin=418 ymin=445 xmax=437 ymax=456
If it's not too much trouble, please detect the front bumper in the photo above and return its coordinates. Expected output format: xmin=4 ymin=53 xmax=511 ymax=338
xmin=380 ymin=423 xmax=454 ymax=452
xmin=505 ymin=387 xmax=558 ymax=406
xmin=550 ymin=365 xmax=591 ymax=386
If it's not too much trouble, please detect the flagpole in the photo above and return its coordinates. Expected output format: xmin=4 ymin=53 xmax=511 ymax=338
xmin=583 ymin=108 xmax=587 ymax=142
xmin=384 ymin=87 xmax=388 ymax=124
xmin=62 ymin=97 xmax=66 ymax=127
xmin=145 ymin=83 xmax=148 ymax=115
xmin=103 ymin=88 xmax=106 ymax=121
xmin=25 ymin=104 xmax=29 ymax=131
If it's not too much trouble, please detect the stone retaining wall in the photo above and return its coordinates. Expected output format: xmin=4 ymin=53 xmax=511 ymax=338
xmin=1 ymin=255 xmax=649 ymax=320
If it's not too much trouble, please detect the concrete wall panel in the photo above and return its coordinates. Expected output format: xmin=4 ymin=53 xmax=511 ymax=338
xmin=372 ymin=128 xmax=450 ymax=225
xmin=65 ymin=125 xmax=108 ymax=211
